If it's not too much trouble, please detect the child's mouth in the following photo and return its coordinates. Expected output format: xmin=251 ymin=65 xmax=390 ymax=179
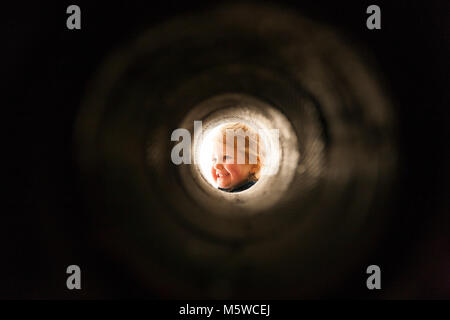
xmin=217 ymin=172 xmax=230 ymax=178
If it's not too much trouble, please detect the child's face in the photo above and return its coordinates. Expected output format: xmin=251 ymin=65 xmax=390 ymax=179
xmin=210 ymin=141 xmax=255 ymax=190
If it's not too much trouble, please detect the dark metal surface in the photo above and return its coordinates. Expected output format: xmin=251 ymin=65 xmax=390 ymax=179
xmin=75 ymin=3 xmax=397 ymax=298
xmin=4 ymin=1 xmax=449 ymax=299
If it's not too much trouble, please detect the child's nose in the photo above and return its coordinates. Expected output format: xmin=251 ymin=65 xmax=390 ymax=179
xmin=214 ymin=162 xmax=224 ymax=170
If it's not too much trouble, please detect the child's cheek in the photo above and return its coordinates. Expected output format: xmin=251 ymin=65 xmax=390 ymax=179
xmin=227 ymin=165 xmax=244 ymax=184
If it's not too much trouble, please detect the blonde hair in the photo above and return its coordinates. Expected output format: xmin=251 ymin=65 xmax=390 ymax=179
xmin=214 ymin=122 xmax=263 ymax=181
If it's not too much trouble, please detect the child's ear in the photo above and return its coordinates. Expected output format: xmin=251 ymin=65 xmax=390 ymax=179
xmin=250 ymin=164 xmax=261 ymax=180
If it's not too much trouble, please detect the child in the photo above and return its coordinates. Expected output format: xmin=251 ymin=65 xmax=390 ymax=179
xmin=210 ymin=123 xmax=262 ymax=192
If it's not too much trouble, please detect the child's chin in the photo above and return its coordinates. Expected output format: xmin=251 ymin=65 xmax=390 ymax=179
xmin=217 ymin=180 xmax=231 ymax=189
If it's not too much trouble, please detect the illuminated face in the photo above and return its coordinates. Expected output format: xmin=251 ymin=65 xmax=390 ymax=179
xmin=210 ymin=141 xmax=255 ymax=190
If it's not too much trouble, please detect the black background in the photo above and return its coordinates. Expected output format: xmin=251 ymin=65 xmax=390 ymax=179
xmin=4 ymin=0 xmax=449 ymax=299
